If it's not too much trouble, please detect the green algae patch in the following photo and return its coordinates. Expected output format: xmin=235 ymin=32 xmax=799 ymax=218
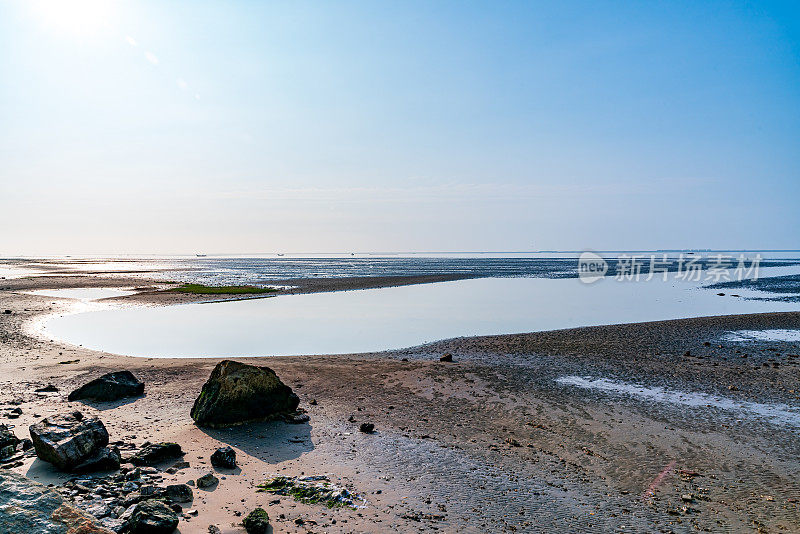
xmin=171 ymin=284 xmax=278 ymax=295
xmin=257 ymin=476 xmax=365 ymax=509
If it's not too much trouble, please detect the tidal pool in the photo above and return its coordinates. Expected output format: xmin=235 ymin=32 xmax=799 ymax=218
xmin=26 ymin=288 xmax=135 ymax=301
xmin=41 ymin=275 xmax=800 ymax=358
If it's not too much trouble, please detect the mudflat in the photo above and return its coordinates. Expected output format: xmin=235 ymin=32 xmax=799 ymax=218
xmin=1 ymin=270 xmax=799 ymax=533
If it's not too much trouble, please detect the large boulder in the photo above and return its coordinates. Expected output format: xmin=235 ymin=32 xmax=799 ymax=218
xmin=68 ymin=371 xmax=145 ymax=402
xmin=190 ymin=360 xmax=300 ymax=427
xmin=0 ymin=424 xmax=19 ymax=459
xmin=29 ymin=412 xmax=109 ymax=471
xmin=0 ymin=470 xmax=113 ymax=533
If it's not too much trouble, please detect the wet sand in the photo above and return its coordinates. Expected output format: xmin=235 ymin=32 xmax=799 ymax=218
xmin=1 ymin=270 xmax=799 ymax=533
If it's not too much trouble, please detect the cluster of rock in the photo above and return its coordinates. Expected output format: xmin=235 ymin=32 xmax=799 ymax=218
xmin=0 ymin=422 xmax=33 ymax=468
xmin=2 ymin=361 xmax=305 ymax=533
xmin=54 ymin=459 xmax=193 ymax=533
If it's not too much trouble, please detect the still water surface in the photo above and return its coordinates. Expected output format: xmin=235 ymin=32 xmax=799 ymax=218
xmin=42 ymin=275 xmax=800 ymax=358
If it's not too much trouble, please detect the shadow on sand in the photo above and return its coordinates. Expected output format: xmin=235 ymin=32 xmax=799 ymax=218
xmin=197 ymin=419 xmax=314 ymax=466
xmin=70 ymin=394 xmax=146 ymax=411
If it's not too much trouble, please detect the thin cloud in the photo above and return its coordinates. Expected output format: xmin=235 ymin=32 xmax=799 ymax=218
xmin=125 ymin=35 xmax=137 ymax=46
xmin=144 ymin=51 xmax=159 ymax=65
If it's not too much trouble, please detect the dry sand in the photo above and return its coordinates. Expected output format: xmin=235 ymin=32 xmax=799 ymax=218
xmin=1 ymin=269 xmax=799 ymax=533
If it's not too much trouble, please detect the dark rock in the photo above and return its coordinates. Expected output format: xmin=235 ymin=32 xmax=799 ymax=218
xmin=123 ymin=499 xmax=179 ymax=534
xmin=284 ymin=412 xmax=310 ymax=424
xmin=165 ymin=483 xmax=193 ymax=503
xmin=359 ymin=422 xmax=375 ymax=434
xmin=35 ymin=384 xmax=59 ymax=393
xmin=2 ymin=310 xmax=10 ymax=314
xmin=242 ymin=507 xmax=270 ymax=534
xmin=73 ymin=446 xmax=121 ymax=473
xmin=0 ymin=470 xmax=114 ymax=533
xmin=68 ymin=371 xmax=144 ymax=402
xmin=196 ymin=472 xmax=219 ymax=488
xmin=130 ymin=442 xmax=184 ymax=466
xmin=440 ymin=353 xmax=453 ymax=362
xmin=190 ymin=360 xmax=300 ymax=428
xmin=29 ymin=411 xmax=109 ymax=471
xmin=0 ymin=424 xmax=19 ymax=459
xmin=210 ymin=446 xmax=236 ymax=469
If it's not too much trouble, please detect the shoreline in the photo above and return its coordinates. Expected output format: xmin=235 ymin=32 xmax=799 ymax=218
xmin=1 ymin=271 xmax=799 ymax=532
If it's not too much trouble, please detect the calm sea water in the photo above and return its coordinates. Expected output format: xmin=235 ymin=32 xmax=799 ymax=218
xmin=41 ymin=263 xmax=800 ymax=358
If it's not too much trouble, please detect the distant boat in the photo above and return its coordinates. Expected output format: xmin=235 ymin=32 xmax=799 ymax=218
xmin=277 ymin=253 xmax=284 ymax=256
xmin=196 ymin=254 xmax=207 ymax=257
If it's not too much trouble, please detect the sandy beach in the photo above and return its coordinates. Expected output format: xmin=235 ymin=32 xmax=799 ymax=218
xmin=0 ymin=267 xmax=798 ymax=533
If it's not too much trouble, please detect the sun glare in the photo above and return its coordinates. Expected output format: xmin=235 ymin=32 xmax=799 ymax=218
xmin=30 ymin=0 xmax=116 ymax=37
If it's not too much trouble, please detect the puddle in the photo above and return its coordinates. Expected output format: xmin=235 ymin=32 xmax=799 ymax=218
xmin=24 ymin=288 xmax=135 ymax=301
xmin=723 ymin=329 xmax=800 ymax=342
xmin=555 ymin=375 xmax=800 ymax=427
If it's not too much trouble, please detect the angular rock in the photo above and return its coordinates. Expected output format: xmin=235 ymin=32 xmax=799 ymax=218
xmin=130 ymin=442 xmax=183 ymax=466
xmin=210 ymin=446 xmax=236 ymax=469
xmin=440 ymin=353 xmax=453 ymax=362
xmin=68 ymin=371 xmax=145 ymax=402
xmin=0 ymin=424 xmax=19 ymax=459
xmin=0 ymin=470 xmax=113 ymax=533
xmin=190 ymin=360 xmax=299 ymax=427
xmin=29 ymin=412 xmax=109 ymax=471
xmin=73 ymin=446 xmax=121 ymax=473
xmin=196 ymin=472 xmax=219 ymax=488
xmin=122 ymin=499 xmax=179 ymax=534
xmin=242 ymin=507 xmax=270 ymax=534
xmin=165 ymin=483 xmax=193 ymax=503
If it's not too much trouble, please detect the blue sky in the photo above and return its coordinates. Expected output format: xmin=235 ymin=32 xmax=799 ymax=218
xmin=1 ymin=1 xmax=798 ymax=254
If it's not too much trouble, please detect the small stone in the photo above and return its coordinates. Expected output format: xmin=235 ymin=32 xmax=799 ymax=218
xmin=243 ymin=508 xmax=270 ymax=534
xmin=130 ymin=442 xmax=184 ymax=466
xmin=210 ymin=446 xmax=237 ymax=469
xmin=124 ymin=499 xmax=179 ymax=533
xmin=197 ymin=472 xmax=219 ymax=488
xmin=165 ymin=483 xmax=194 ymax=503
xmin=359 ymin=422 xmax=375 ymax=434
xmin=439 ymin=353 xmax=453 ymax=362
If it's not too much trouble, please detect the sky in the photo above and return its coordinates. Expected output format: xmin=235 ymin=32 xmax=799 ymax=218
xmin=1 ymin=0 xmax=798 ymax=255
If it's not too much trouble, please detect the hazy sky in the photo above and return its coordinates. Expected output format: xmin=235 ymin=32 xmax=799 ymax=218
xmin=1 ymin=1 xmax=798 ymax=254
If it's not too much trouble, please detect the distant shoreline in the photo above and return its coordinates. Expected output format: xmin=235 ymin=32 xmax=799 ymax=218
xmin=1 ymin=265 xmax=799 ymax=531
